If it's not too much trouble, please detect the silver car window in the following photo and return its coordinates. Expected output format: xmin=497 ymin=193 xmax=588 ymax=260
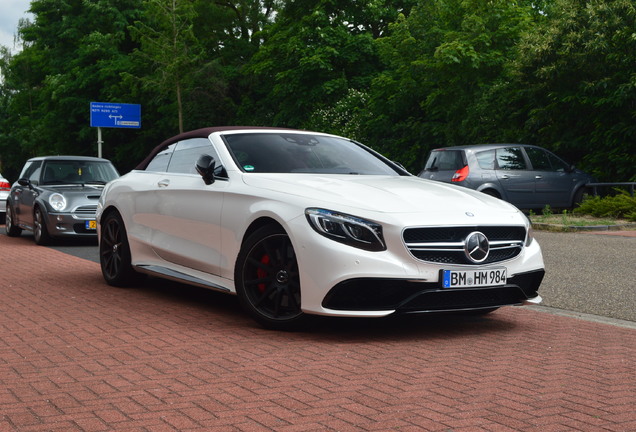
xmin=167 ymin=138 xmax=220 ymax=174
xmin=425 ymin=150 xmax=465 ymax=171
xmin=496 ymin=147 xmax=526 ymax=170
xmin=146 ymin=143 xmax=176 ymax=172
xmin=525 ymin=147 xmax=569 ymax=172
xmin=475 ymin=149 xmax=496 ymax=170
xmin=20 ymin=161 xmax=43 ymax=183
xmin=525 ymin=147 xmax=551 ymax=170
xmin=41 ymin=161 xmax=119 ymax=184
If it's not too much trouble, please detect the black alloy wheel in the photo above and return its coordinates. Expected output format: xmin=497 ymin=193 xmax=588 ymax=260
xmin=33 ymin=206 xmax=51 ymax=245
xmin=100 ymin=211 xmax=140 ymax=287
xmin=235 ymin=225 xmax=305 ymax=330
xmin=5 ymin=205 xmax=22 ymax=237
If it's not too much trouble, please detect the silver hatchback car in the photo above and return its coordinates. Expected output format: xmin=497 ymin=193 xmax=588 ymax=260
xmin=419 ymin=144 xmax=595 ymax=210
xmin=5 ymin=156 xmax=120 ymax=244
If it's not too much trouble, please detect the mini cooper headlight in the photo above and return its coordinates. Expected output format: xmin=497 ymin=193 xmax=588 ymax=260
xmin=49 ymin=193 xmax=67 ymax=211
xmin=305 ymin=208 xmax=386 ymax=251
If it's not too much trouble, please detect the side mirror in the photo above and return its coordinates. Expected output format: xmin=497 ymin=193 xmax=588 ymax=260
xmin=17 ymin=178 xmax=32 ymax=188
xmin=196 ymin=154 xmax=216 ymax=185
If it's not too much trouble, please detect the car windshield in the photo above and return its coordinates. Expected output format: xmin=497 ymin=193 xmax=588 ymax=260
xmin=223 ymin=133 xmax=401 ymax=175
xmin=41 ymin=161 xmax=119 ymax=185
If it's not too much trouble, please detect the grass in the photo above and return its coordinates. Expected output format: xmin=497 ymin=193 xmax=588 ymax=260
xmin=528 ymin=207 xmax=636 ymax=231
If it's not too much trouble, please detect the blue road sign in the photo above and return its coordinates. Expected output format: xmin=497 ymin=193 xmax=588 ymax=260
xmin=90 ymin=102 xmax=141 ymax=129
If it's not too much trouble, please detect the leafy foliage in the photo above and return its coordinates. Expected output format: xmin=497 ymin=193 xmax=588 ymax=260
xmin=0 ymin=0 xmax=634 ymax=183
xmin=574 ymin=190 xmax=636 ymax=221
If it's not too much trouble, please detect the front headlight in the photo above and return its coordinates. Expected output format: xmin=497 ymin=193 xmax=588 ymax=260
xmin=521 ymin=212 xmax=534 ymax=246
xmin=305 ymin=208 xmax=386 ymax=251
xmin=49 ymin=193 xmax=67 ymax=211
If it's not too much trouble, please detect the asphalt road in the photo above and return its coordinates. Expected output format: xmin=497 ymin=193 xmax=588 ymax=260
xmin=9 ymin=229 xmax=636 ymax=323
xmin=532 ymin=230 xmax=636 ymax=323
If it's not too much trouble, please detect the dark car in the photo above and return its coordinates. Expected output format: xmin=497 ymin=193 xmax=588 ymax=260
xmin=419 ymin=144 xmax=595 ymax=209
xmin=5 ymin=156 xmax=120 ymax=244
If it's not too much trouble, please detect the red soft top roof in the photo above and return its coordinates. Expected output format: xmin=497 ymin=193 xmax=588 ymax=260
xmin=135 ymin=126 xmax=296 ymax=170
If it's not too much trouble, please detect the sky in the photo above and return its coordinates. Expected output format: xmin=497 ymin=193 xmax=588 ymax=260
xmin=0 ymin=0 xmax=33 ymax=53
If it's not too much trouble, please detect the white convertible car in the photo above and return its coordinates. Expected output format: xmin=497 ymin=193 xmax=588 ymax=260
xmin=97 ymin=127 xmax=544 ymax=330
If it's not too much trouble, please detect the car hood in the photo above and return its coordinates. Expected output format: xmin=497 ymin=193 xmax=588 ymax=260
xmin=38 ymin=184 xmax=105 ymax=195
xmin=242 ymin=174 xmax=520 ymax=216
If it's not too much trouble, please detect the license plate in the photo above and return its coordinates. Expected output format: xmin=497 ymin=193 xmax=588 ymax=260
xmin=85 ymin=220 xmax=97 ymax=230
xmin=442 ymin=268 xmax=507 ymax=288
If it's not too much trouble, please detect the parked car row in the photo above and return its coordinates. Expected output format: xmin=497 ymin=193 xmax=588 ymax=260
xmin=3 ymin=132 xmax=556 ymax=330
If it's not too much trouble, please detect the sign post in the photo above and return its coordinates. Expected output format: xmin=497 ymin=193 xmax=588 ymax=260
xmin=90 ymin=102 xmax=141 ymax=157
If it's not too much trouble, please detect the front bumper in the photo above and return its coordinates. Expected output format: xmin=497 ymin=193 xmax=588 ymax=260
xmin=0 ymin=193 xmax=8 ymax=213
xmin=290 ymin=216 xmax=545 ymax=318
xmin=45 ymin=212 xmax=97 ymax=237
xmin=322 ymin=269 xmax=545 ymax=312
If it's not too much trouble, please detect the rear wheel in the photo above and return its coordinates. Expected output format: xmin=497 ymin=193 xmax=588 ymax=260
xmin=33 ymin=206 xmax=52 ymax=245
xmin=100 ymin=211 xmax=142 ymax=287
xmin=235 ymin=225 xmax=305 ymax=330
xmin=5 ymin=205 xmax=22 ymax=237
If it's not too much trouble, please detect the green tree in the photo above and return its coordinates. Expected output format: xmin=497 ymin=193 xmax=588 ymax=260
xmin=365 ymin=0 xmax=536 ymax=171
xmin=130 ymin=0 xmax=202 ymax=134
xmin=240 ymin=0 xmax=414 ymax=128
xmin=512 ymin=0 xmax=636 ymax=180
xmin=0 ymin=0 xmax=142 ymax=175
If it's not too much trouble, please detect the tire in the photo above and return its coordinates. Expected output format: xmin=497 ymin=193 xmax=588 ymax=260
xmin=33 ymin=206 xmax=52 ymax=245
xmin=100 ymin=211 xmax=142 ymax=287
xmin=235 ymin=224 xmax=306 ymax=330
xmin=5 ymin=205 xmax=22 ymax=237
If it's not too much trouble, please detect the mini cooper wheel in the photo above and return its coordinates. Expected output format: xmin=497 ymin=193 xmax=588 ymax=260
xmin=33 ymin=206 xmax=52 ymax=245
xmin=100 ymin=211 xmax=141 ymax=287
xmin=5 ymin=205 xmax=22 ymax=237
xmin=235 ymin=225 xmax=305 ymax=330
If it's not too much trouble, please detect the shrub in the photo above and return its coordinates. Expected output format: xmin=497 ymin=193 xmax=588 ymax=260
xmin=574 ymin=190 xmax=636 ymax=221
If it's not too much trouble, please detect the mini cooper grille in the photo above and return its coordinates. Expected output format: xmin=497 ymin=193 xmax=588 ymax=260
xmin=403 ymin=226 xmax=526 ymax=265
xmin=73 ymin=205 xmax=98 ymax=217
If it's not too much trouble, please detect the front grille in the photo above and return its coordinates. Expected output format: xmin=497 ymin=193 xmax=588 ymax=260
xmin=403 ymin=226 xmax=526 ymax=265
xmin=73 ymin=205 xmax=98 ymax=218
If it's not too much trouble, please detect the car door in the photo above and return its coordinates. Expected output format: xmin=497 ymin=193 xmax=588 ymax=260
xmin=494 ymin=147 xmax=535 ymax=207
xmin=14 ymin=160 xmax=43 ymax=227
xmin=147 ymin=138 xmax=228 ymax=276
xmin=524 ymin=146 xmax=573 ymax=208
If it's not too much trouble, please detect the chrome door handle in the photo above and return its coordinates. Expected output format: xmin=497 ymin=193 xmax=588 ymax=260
xmin=535 ymin=175 xmax=543 ymax=179
xmin=158 ymin=179 xmax=170 ymax=187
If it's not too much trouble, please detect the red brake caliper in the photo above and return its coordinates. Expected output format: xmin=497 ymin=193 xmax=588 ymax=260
xmin=257 ymin=254 xmax=270 ymax=293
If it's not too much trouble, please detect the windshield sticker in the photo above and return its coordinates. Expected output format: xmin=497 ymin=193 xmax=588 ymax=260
xmin=244 ymin=165 xmax=255 ymax=172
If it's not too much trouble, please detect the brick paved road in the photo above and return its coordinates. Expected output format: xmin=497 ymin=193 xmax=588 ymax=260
xmin=1 ymin=233 xmax=635 ymax=431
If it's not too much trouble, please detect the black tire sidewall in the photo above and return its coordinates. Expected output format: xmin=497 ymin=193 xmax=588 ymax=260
xmin=34 ymin=207 xmax=51 ymax=245
xmin=100 ymin=211 xmax=139 ymax=287
xmin=234 ymin=224 xmax=306 ymax=330
xmin=5 ymin=204 xmax=22 ymax=237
